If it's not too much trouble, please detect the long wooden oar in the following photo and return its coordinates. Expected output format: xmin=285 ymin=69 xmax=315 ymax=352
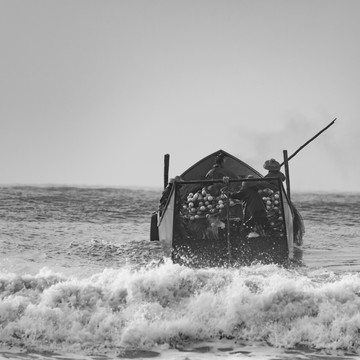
xmin=280 ymin=118 xmax=337 ymax=166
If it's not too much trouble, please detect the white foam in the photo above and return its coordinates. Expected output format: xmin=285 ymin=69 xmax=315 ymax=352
xmin=1 ymin=262 xmax=360 ymax=356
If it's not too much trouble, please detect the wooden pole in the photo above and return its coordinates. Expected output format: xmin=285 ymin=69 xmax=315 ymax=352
xmin=283 ymin=150 xmax=291 ymax=200
xmin=280 ymin=118 xmax=336 ymax=166
xmin=164 ymin=154 xmax=170 ymax=189
xmin=225 ymin=187 xmax=232 ymax=265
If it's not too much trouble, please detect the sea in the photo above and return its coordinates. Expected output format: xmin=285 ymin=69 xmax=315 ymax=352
xmin=1 ymin=186 xmax=360 ymax=360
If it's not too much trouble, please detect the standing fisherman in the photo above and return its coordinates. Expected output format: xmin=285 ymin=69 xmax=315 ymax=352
xmin=263 ymin=158 xmax=286 ymax=188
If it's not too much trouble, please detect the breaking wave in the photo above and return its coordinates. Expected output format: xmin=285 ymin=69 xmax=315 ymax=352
xmin=1 ymin=262 xmax=360 ymax=355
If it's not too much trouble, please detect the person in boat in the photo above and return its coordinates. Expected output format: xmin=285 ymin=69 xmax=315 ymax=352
xmin=263 ymin=158 xmax=305 ymax=245
xmin=228 ymin=175 xmax=277 ymax=238
xmin=205 ymin=152 xmax=241 ymax=199
xmin=205 ymin=152 xmax=238 ymax=180
xmin=159 ymin=176 xmax=182 ymax=214
xmin=263 ymin=158 xmax=286 ymax=188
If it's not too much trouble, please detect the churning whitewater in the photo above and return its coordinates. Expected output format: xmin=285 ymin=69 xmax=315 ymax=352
xmin=1 ymin=186 xmax=360 ymax=359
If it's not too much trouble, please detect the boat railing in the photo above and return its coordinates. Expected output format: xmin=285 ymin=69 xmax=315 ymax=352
xmin=158 ymin=177 xmax=293 ymax=228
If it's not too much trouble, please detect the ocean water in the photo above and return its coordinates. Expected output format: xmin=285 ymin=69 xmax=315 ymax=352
xmin=1 ymin=186 xmax=360 ymax=360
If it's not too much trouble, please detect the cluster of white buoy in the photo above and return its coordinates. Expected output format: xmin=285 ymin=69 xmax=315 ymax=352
xmin=258 ymin=188 xmax=284 ymax=232
xmin=182 ymin=186 xmax=285 ymax=234
xmin=182 ymin=187 xmax=227 ymax=220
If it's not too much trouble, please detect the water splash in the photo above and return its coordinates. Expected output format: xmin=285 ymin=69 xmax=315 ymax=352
xmin=1 ymin=263 xmax=360 ymax=355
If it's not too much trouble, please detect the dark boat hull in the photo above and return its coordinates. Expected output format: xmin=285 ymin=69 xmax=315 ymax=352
xmin=172 ymin=233 xmax=289 ymax=267
xmin=153 ymin=150 xmax=297 ymax=267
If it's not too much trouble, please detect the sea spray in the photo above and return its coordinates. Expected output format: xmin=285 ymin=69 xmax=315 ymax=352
xmin=1 ymin=262 xmax=360 ymax=355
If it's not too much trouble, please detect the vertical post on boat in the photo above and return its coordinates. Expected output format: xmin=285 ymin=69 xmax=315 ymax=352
xmin=283 ymin=150 xmax=291 ymax=200
xmin=164 ymin=154 xmax=170 ymax=189
xmin=225 ymin=186 xmax=232 ymax=265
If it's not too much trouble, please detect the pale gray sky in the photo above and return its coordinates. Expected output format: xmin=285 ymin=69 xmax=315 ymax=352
xmin=1 ymin=0 xmax=359 ymax=192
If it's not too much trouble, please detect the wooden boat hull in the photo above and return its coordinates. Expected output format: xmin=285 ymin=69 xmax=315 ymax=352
xmin=152 ymin=150 xmax=296 ymax=267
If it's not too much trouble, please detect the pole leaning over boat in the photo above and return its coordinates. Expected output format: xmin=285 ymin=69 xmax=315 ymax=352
xmin=280 ymin=118 xmax=337 ymax=166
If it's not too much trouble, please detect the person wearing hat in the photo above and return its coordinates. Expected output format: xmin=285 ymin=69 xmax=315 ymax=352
xmin=263 ymin=159 xmax=305 ymax=245
xmin=263 ymin=158 xmax=286 ymax=188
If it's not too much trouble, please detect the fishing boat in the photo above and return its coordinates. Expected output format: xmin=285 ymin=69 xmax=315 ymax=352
xmin=150 ymin=149 xmax=304 ymax=267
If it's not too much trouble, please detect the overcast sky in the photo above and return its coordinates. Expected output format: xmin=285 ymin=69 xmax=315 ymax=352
xmin=1 ymin=0 xmax=359 ymax=192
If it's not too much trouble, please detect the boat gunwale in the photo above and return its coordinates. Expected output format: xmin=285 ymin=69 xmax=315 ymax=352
xmin=180 ymin=149 xmax=263 ymax=180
